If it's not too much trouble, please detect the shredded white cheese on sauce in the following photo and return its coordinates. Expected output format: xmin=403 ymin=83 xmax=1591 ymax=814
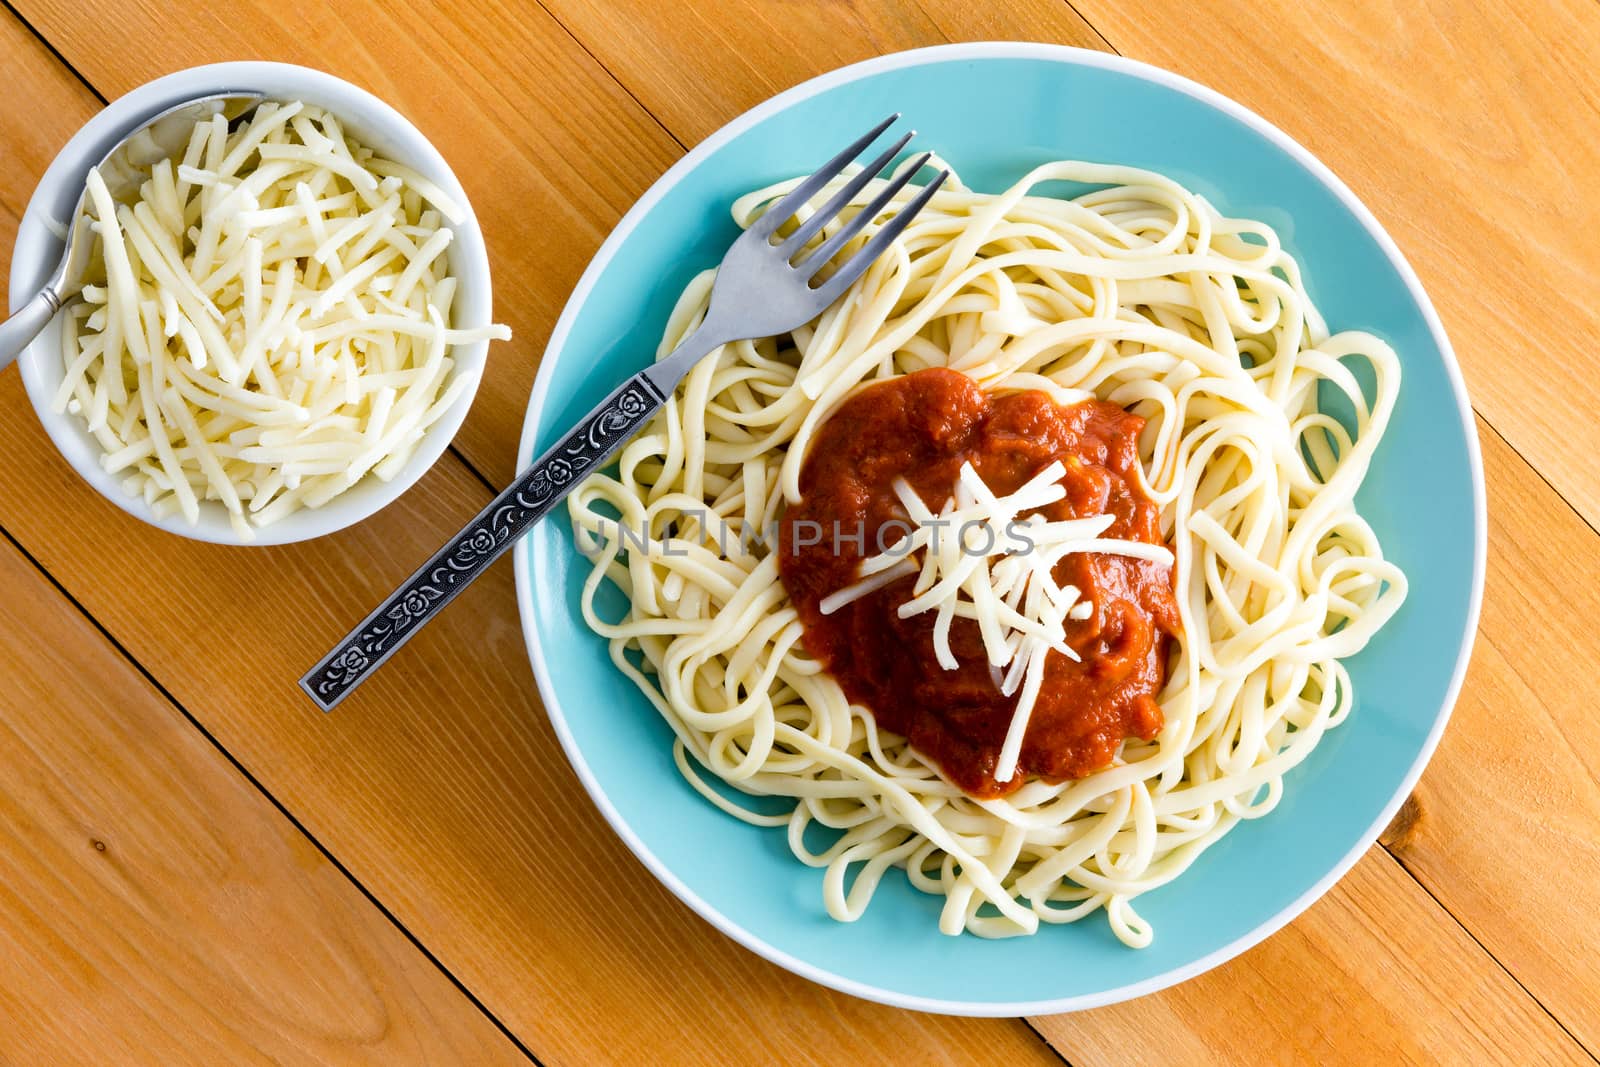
xmin=56 ymin=101 xmax=510 ymax=536
xmin=820 ymin=459 xmax=1174 ymax=783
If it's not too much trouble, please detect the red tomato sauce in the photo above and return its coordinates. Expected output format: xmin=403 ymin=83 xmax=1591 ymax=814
xmin=778 ymin=368 xmax=1181 ymax=799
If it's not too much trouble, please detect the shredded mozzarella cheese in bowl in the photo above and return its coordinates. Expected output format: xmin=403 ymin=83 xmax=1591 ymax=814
xmin=44 ymin=93 xmax=509 ymax=543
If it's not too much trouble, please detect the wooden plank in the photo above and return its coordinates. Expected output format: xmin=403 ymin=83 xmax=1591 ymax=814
xmin=542 ymin=0 xmax=1600 ymax=537
xmin=1 ymin=113 xmax=1590 ymax=1067
xmin=3 ymin=4 xmax=1587 ymax=1062
xmin=3 ymin=274 xmax=1588 ymax=1061
xmin=0 ymin=13 xmax=1063 ymax=1064
xmin=1035 ymin=847 xmax=1589 ymax=1066
xmin=1046 ymin=424 xmax=1600 ymax=1064
xmin=413 ymin=0 xmax=1600 ymax=1050
xmin=1056 ymin=0 xmax=1600 ymax=523
xmin=1374 ymin=421 xmax=1600 ymax=1051
xmin=1034 ymin=410 xmax=1600 ymax=1067
xmin=0 ymin=364 xmax=1067 ymax=1067
xmin=1045 ymin=0 xmax=1600 ymax=1042
xmin=528 ymin=0 xmax=1107 ymax=146
xmin=0 ymin=378 xmax=1069 ymax=1067
xmin=0 ymin=536 xmax=522 ymax=1062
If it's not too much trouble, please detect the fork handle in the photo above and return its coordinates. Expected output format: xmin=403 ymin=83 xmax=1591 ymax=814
xmin=0 ymin=287 xmax=62 ymax=371
xmin=300 ymin=370 xmax=669 ymax=711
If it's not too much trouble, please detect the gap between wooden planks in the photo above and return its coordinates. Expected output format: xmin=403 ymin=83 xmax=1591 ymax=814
xmin=537 ymin=0 xmax=1600 ymax=538
xmin=1058 ymin=0 xmax=1600 ymax=535
xmin=481 ymin=0 xmax=1600 ymax=1055
xmin=0 ymin=496 xmax=523 ymax=1060
xmin=0 ymin=2 xmax=1593 ymax=1067
xmin=0 ymin=8 xmax=1061 ymax=1066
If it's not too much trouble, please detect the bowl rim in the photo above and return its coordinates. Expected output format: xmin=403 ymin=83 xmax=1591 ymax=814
xmin=7 ymin=60 xmax=495 ymax=546
xmin=512 ymin=41 xmax=1488 ymax=1015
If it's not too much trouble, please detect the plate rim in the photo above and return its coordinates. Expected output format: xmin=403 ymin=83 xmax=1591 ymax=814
xmin=512 ymin=41 xmax=1487 ymax=1016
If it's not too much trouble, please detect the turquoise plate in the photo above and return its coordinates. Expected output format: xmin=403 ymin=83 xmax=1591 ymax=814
xmin=513 ymin=43 xmax=1485 ymax=1014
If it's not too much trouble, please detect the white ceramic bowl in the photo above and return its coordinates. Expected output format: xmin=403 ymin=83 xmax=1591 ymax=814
xmin=7 ymin=62 xmax=497 ymax=545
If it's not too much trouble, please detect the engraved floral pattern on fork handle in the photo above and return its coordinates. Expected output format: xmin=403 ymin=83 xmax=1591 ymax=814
xmin=300 ymin=373 xmax=667 ymax=711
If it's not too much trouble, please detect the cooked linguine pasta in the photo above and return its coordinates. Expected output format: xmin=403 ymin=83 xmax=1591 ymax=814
xmin=567 ymin=159 xmax=1405 ymax=946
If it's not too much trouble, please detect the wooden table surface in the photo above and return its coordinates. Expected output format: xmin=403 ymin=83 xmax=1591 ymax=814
xmin=2 ymin=1 xmax=1597 ymax=1063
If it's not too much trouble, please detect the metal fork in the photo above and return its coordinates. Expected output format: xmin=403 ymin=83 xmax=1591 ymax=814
xmin=301 ymin=115 xmax=949 ymax=711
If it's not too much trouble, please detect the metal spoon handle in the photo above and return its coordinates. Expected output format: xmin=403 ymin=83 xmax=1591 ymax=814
xmin=0 ymin=288 xmax=62 ymax=371
xmin=299 ymin=370 xmax=669 ymax=711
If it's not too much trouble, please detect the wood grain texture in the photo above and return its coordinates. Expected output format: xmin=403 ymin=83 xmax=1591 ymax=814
xmin=363 ymin=0 xmax=1600 ymax=1054
xmin=534 ymin=0 xmax=1106 ymax=146
xmin=1376 ymin=419 xmax=1600 ymax=1053
xmin=8 ymin=354 xmax=1582 ymax=1063
xmin=1043 ymin=419 xmax=1600 ymax=1066
xmin=0 ymin=382 xmax=1061 ymax=1067
xmin=0 ymin=536 xmax=521 ymax=1063
xmin=0 ymin=0 xmax=1596 ymax=1063
xmin=1033 ymin=847 xmax=1589 ymax=1067
xmin=1061 ymin=0 xmax=1600 ymax=526
xmin=0 ymin=9 xmax=1058 ymax=1066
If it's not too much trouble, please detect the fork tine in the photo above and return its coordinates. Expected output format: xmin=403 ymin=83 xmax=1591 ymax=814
xmin=811 ymin=169 xmax=950 ymax=305
xmin=779 ymin=129 xmax=916 ymax=257
xmin=748 ymin=114 xmax=900 ymax=237
xmin=797 ymin=152 xmax=933 ymax=279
